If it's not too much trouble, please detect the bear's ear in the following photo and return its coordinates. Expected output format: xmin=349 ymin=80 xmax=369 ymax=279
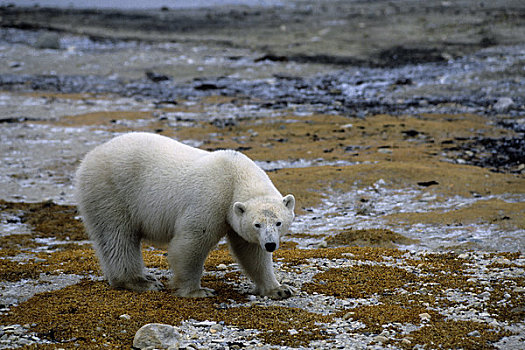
xmin=283 ymin=194 xmax=295 ymax=211
xmin=233 ymin=202 xmax=246 ymax=216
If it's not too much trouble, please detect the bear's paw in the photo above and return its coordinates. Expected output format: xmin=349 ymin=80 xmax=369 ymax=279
xmin=265 ymin=284 xmax=295 ymax=300
xmin=175 ymin=287 xmax=217 ymax=298
xmin=113 ymin=275 xmax=164 ymax=292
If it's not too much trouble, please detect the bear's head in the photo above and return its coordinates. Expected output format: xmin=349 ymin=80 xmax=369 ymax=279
xmin=230 ymin=194 xmax=295 ymax=252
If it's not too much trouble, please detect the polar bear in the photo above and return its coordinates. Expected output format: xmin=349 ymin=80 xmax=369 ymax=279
xmin=75 ymin=132 xmax=295 ymax=299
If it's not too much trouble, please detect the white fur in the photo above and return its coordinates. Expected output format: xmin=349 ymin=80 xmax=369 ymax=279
xmin=75 ymin=132 xmax=295 ymax=298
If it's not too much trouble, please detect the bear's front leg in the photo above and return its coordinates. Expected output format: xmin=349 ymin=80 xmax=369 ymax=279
xmin=227 ymin=231 xmax=294 ymax=300
xmin=167 ymin=234 xmax=216 ymax=298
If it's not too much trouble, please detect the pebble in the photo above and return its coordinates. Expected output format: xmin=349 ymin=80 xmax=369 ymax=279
xmin=34 ymin=33 xmax=61 ymax=50
xmin=478 ymin=291 xmax=491 ymax=299
xmin=193 ymin=321 xmax=216 ymax=327
xmin=209 ymin=324 xmax=223 ymax=334
xmin=419 ymin=313 xmax=431 ymax=322
xmin=493 ymin=97 xmax=514 ymax=112
xmin=373 ymin=335 xmax=388 ymax=343
xmin=468 ymin=330 xmax=481 ymax=337
xmin=316 ymin=240 xmax=328 ymax=248
xmin=342 ymin=312 xmax=355 ymax=320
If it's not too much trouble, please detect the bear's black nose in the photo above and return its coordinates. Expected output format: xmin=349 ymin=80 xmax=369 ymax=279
xmin=265 ymin=242 xmax=276 ymax=252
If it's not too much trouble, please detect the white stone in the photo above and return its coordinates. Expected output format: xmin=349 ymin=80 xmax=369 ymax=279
xmin=374 ymin=335 xmax=388 ymax=343
xmin=210 ymin=324 xmax=223 ymax=333
xmin=133 ymin=323 xmax=181 ymax=350
xmin=419 ymin=313 xmax=431 ymax=322
xmin=493 ymin=97 xmax=514 ymax=112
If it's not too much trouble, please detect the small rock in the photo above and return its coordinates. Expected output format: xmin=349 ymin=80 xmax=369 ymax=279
xmin=478 ymin=291 xmax=491 ymax=299
xmin=468 ymin=330 xmax=481 ymax=337
xmin=210 ymin=324 xmax=223 ymax=334
xmin=342 ymin=312 xmax=355 ymax=320
xmin=34 ymin=32 xmax=61 ymax=49
xmin=119 ymin=314 xmax=131 ymax=320
xmin=217 ymin=264 xmax=228 ymax=270
xmin=145 ymin=71 xmax=170 ymax=82
xmin=494 ymin=257 xmax=511 ymax=264
xmin=419 ymin=313 xmax=431 ymax=322
xmin=8 ymin=61 xmax=22 ymax=68
xmin=401 ymin=338 xmax=412 ymax=345
xmin=193 ymin=321 xmax=216 ymax=327
xmin=513 ymin=287 xmax=525 ymax=293
xmin=493 ymin=97 xmax=514 ymax=112
xmin=374 ymin=335 xmax=388 ymax=343
xmin=133 ymin=323 xmax=181 ymax=350
xmin=316 ymin=240 xmax=328 ymax=248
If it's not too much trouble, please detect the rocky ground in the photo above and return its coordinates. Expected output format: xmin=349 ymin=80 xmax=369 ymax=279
xmin=0 ymin=1 xmax=524 ymax=349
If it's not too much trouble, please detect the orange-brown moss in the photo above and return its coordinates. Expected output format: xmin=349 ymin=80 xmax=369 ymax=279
xmin=0 ymin=249 xmax=98 ymax=282
xmin=0 ymin=278 xmax=331 ymax=348
xmin=338 ymin=304 xmax=443 ymax=334
xmin=326 ymin=228 xmax=419 ymax=248
xmin=0 ymin=200 xmax=86 ymax=241
xmin=397 ymin=320 xmax=512 ymax=350
xmin=304 ymin=265 xmax=415 ymax=299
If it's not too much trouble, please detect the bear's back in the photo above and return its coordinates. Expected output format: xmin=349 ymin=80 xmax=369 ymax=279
xmin=76 ymin=133 xmax=209 ymax=201
xmin=108 ymin=132 xmax=208 ymax=163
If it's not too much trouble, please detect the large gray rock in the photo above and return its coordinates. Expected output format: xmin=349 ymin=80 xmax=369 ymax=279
xmin=133 ymin=323 xmax=181 ymax=350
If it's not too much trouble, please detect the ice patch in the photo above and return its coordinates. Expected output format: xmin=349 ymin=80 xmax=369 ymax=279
xmin=0 ymin=274 xmax=84 ymax=306
xmin=0 ymin=212 xmax=31 ymax=237
xmin=256 ymin=159 xmax=372 ymax=171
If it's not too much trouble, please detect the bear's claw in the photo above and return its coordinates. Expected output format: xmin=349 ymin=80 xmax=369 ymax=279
xmin=266 ymin=284 xmax=295 ymax=300
xmin=175 ymin=287 xmax=217 ymax=298
xmin=113 ymin=275 xmax=163 ymax=292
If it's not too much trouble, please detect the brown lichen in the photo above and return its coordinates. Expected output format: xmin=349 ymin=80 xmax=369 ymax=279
xmin=0 ymin=199 xmax=86 ymax=241
xmin=1 ymin=278 xmax=330 ymax=348
xmin=398 ymin=320 xmax=512 ymax=350
xmin=337 ymin=304 xmax=443 ymax=334
xmin=304 ymin=265 xmax=415 ymax=299
xmin=326 ymin=228 xmax=419 ymax=248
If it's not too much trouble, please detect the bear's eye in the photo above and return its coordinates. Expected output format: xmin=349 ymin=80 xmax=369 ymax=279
xmin=276 ymin=222 xmax=282 ymax=227
xmin=254 ymin=223 xmax=261 ymax=228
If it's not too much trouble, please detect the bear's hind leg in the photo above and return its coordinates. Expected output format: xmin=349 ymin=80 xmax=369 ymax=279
xmin=89 ymin=223 xmax=163 ymax=292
